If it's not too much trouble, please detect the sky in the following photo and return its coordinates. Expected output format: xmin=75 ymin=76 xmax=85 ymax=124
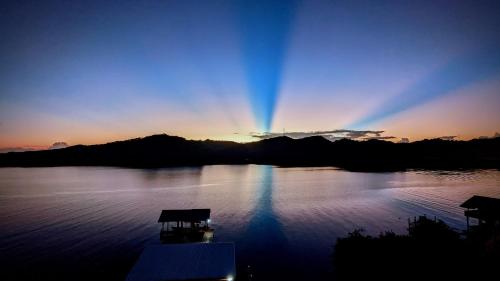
xmin=1 ymin=0 xmax=500 ymax=150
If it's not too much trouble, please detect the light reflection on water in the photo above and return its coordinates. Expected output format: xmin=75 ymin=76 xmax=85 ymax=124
xmin=0 ymin=166 xmax=499 ymax=280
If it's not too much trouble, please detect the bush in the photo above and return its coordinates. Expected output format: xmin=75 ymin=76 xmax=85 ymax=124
xmin=332 ymin=217 xmax=497 ymax=280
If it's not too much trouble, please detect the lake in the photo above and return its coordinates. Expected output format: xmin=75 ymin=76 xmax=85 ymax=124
xmin=0 ymin=166 xmax=499 ymax=280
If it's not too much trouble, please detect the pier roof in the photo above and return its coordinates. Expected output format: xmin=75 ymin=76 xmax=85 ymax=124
xmin=158 ymin=209 xmax=211 ymax=223
xmin=460 ymin=195 xmax=500 ymax=211
xmin=461 ymin=195 xmax=500 ymax=221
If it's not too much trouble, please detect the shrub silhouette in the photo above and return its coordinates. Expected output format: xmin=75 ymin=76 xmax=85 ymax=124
xmin=333 ymin=216 xmax=498 ymax=280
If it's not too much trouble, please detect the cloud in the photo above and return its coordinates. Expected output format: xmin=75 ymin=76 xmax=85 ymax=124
xmin=0 ymin=142 xmax=68 ymax=153
xmin=0 ymin=145 xmax=48 ymax=153
xmin=49 ymin=142 xmax=68 ymax=149
xmin=479 ymin=132 xmax=500 ymax=139
xmin=363 ymin=136 xmax=397 ymax=141
xmin=342 ymin=130 xmax=385 ymax=139
xmin=250 ymin=129 xmax=391 ymax=141
xmin=438 ymin=136 xmax=457 ymax=141
xmin=0 ymin=147 xmax=36 ymax=153
xmin=398 ymin=138 xmax=410 ymax=143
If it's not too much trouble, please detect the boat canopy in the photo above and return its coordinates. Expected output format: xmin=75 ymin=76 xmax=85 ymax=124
xmin=158 ymin=209 xmax=211 ymax=223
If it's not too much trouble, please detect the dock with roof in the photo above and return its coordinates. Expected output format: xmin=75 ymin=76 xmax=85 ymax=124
xmin=158 ymin=209 xmax=213 ymax=243
xmin=127 ymin=208 xmax=235 ymax=281
xmin=460 ymin=195 xmax=500 ymax=232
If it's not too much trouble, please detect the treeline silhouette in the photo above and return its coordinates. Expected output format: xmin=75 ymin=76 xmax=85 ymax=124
xmin=333 ymin=217 xmax=499 ymax=280
xmin=0 ymin=134 xmax=499 ymax=171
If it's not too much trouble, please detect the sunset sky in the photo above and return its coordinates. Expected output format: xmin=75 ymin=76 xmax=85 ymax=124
xmin=1 ymin=0 xmax=499 ymax=150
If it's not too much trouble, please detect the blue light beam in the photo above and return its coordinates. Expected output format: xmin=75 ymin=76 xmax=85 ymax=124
xmin=238 ymin=0 xmax=298 ymax=132
xmin=350 ymin=44 xmax=500 ymax=129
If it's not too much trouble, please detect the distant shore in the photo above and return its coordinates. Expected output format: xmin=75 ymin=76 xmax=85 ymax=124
xmin=1 ymin=134 xmax=499 ymax=171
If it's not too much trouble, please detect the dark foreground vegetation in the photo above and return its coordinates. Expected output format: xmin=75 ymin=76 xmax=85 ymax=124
xmin=333 ymin=217 xmax=500 ymax=280
xmin=1 ymin=134 xmax=499 ymax=171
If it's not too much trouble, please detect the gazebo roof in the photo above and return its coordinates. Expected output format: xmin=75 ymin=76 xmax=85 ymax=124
xmin=460 ymin=195 xmax=500 ymax=211
xmin=158 ymin=209 xmax=211 ymax=223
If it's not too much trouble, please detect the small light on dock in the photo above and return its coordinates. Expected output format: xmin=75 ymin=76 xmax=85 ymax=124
xmin=226 ymin=276 xmax=233 ymax=281
xmin=207 ymin=219 xmax=211 ymax=224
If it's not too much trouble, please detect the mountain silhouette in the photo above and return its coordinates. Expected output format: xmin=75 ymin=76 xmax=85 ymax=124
xmin=0 ymin=134 xmax=499 ymax=171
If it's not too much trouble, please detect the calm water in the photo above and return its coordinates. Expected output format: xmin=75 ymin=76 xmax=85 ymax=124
xmin=0 ymin=166 xmax=499 ymax=280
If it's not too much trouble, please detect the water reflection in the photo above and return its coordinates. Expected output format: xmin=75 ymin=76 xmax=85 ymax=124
xmin=238 ymin=165 xmax=290 ymax=279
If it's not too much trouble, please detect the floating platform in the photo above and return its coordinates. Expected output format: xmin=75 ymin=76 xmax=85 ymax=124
xmin=126 ymin=243 xmax=236 ymax=281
